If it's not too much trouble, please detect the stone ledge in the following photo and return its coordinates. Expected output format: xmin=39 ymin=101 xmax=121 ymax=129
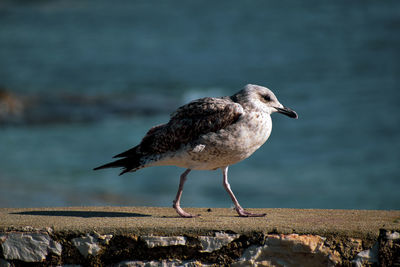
xmin=0 ymin=207 xmax=399 ymax=266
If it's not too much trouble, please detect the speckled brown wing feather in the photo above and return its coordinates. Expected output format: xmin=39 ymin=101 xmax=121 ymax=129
xmin=138 ymin=96 xmax=243 ymax=155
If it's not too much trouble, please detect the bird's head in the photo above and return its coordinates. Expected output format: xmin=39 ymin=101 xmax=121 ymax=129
xmin=238 ymin=84 xmax=298 ymax=119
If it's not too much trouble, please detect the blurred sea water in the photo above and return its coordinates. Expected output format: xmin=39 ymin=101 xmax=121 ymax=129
xmin=0 ymin=0 xmax=399 ymax=210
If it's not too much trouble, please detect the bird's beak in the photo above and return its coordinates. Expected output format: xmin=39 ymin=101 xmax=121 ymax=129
xmin=275 ymin=106 xmax=298 ymax=119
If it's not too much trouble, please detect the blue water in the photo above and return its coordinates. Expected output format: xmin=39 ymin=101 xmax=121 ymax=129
xmin=0 ymin=0 xmax=399 ymax=210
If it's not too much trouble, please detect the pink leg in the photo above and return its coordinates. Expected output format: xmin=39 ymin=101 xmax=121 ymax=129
xmin=222 ymin=166 xmax=266 ymax=217
xmin=172 ymin=169 xmax=198 ymax=218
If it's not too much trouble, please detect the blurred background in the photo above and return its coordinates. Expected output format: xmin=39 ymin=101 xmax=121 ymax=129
xmin=0 ymin=0 xmax=399 ymax=210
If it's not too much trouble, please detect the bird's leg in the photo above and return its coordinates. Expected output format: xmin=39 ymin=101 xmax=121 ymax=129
xmin=172 ymin=169 xmax=197 ymax=218
xmin=221 ymin=166 xmax=266 ymax=217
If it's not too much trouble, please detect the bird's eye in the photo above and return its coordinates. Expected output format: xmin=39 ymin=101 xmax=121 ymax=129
xmin=263 ymin=95 xmax=271 ymax=102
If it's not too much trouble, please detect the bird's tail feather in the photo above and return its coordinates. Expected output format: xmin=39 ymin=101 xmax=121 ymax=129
xmin=93 ymin=156 xmax=141 ymax=176
xmin=113 ymin=146 xmax=137 ymax=158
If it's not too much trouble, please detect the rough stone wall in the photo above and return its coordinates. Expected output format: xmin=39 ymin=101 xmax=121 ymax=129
xmin=0 ymin=229 xmax=399 ymax=266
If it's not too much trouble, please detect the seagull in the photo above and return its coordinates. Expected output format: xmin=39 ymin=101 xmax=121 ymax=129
xmin=94 ymin=84 xmax=298 ymax=218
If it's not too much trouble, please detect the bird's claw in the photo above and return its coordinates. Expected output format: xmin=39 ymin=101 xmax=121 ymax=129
xmin=177 ymin=211 xmax=199 ymax=218
xmin=236 ymin=208 xmax=266 ymax=217
xmin=173 ymin=203 xmax=199 ymax=218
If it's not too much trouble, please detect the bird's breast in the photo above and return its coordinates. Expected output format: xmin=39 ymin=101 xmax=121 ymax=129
xmin=185 ymin=111 xmax=272 ymax=169
xmin=228 ymin=112 xmax=272 ymax=155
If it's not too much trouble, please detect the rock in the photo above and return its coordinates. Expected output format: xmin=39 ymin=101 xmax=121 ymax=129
xmin=0 ymin=232 xmax=61 ymax=262
xmin=141 ymin=235 xmax=187 ymax=248
xmin=198 ymin=232 xmax=240 ymax=252
xmin=352 ymin=242 xmax=378 ymax=267
xmin=93 ymin=232 xmax=113 ymax=245
xmin=385 ymin=231 xmax=400 ymax=240
xmin=116 ymin=260 xmax=206 ymax=267
xmin=378 ymin=229 xmax=400 ymax=267
xmin=232 ymin=234 xmax=340 ymax=267
xmin=0 ymin=89 xmax=23 ymax=122
xmin=71 ymin=233 xmax=109 ymax=257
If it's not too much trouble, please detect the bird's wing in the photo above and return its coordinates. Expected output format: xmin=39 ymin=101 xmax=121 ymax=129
xmin=138 ymin=96 xmax=244 ymax=155
xmin=102 ymin=97 xmax=243 ymax=174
